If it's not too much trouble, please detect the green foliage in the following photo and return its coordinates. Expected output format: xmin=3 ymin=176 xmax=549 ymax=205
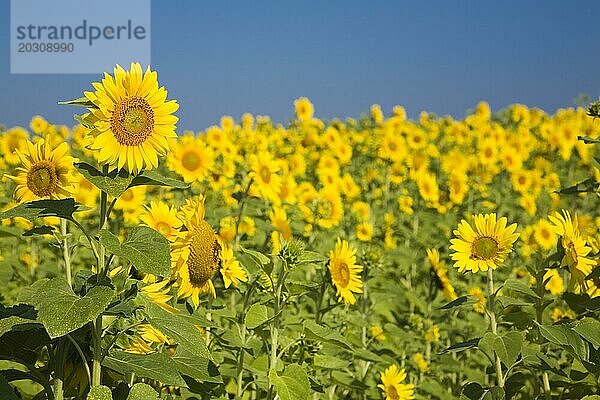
xmin=99 ymin=227 xmax=171 ymax=277
xmin=18 ymin=278 xmax=114 ymax=338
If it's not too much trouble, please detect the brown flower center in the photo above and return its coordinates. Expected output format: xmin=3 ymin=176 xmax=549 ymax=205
xmin=181 ymin=150 xmax=202 ymax=171
xmin=111 ymin=96 xmax=154 ymax=146
xmin=332 ymin=261 xmax=350 ymax=287
xmin=471 ymin=236 xmax=499 ymax=260
xmin=27 ymin=161 xmax=58 ymax=197
xmin=187 ymin=220 xmax=220 ymax=287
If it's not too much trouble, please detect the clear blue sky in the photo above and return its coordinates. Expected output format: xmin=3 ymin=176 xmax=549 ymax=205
xmin=1 ymin=1 xmax=600 ymax=131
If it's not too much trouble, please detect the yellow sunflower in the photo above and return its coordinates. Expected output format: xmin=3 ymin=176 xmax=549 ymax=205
xmin=1 ymin=127 xmax=29 ymax=165
xmin=377 ymin=364 xmax=414 ymax=400
xmin=172 ymin=195 xmax=221 ymax=307
xmin=140 ymin=280 xmax=178 ymax=314
xmin=356 ymin=222 xmax=374 ymax=242
xmin=249 ymin=151 xmax=282 ymax=203
xmin=450 ymin=213 xmax=519 ymax=273
xmin=548 ymin=210 xmax=595 ymax=290
xmin=426 ymin=248 xmax=457 ymax=301
xmin=83 ymin=62 xmax=178 ymax=173
xmin=327 ymin=239 xmax=363 ymax=304
xmin=167 ymin=133 xmax=215 ymax=183
xmin=294 ymin=97 xmax=314 ymax=122
xmin=7 ymin=139 xmax=77 ymax=203
xmin=534 ymin=219 xmax=556 ymax=251
xmin=140 ymin=200 xmax=182 ymax=242
xmin=220 ymin=245 xmax=248 ymax=288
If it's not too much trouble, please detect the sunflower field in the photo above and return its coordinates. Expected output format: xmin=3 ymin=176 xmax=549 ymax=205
xmin=0 ymin=63 xmax=600 ymax=400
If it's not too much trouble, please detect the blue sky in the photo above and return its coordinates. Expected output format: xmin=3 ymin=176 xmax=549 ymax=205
xmin=1 ymin=1 xmax=600 ymax=131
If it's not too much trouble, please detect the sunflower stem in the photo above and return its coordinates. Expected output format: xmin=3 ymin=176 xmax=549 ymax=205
xmin=267 ymin=269 xmax=287 ymax=400
xmin=92 ymin=164 xmax=109 ymax=387
xmin=486 ymin=268 xmax=504 ymax=388
xmin=60 ymin=219 xmax=72 ymax=288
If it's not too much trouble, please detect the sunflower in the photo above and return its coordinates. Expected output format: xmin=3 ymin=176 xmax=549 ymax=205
xmin=167 ymin=133 xmax=215 ymax=183
xmin=1 ymin=127 xmax=29 ymax=165
xmin=294 ymin=97 xmax=314 ymax=122
xmin=469 ymin=287 xmax=486 ymax=313
xmin=377 ymin=364 xmax=414 ymax=400
xmin=140 ymin=280 xmax=178 ymax=314
xmin=220 ymin=245 xmax=248 ymax=288
xmin=534 ymin=219 xmax=556 ymax=251
xmin=83 ymin=62 xmax=178 ymax=173
xmin=450 ymin=213 xmax=519 ymax=273
xmin=7 ymin=139 xmax=77 ymax=203
xmin=172 ymin=196 xmax=221 ymax=307
xmin=140 ymin=200 xmax=182 ymax=242
xmin=543 ymin=269 xmax=564 ymax=295
xmin=426 ymin=248 xmax=457 ymax=301
xmin=413 ymin=353 xmax=429 ymax=373
xmin=548 ymin=210 xmax=595 ymax=290
xmin=327 ymin=239 xmax=363 ymax=304
xmin=249 ymin=151 xmax=282 ymax=203
xmin=356 ymin=222 xmax=374 ymax=242
xmin=314 ymin=187 xmax=344 ymax=229
xmin=416 ymin=172 xmax=439 ymax=204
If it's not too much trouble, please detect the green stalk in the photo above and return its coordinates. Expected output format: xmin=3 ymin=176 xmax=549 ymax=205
xmin=92 ymin=165 xmax=109 ymax=387
xmin=60 ymin=219 xmax=72 ymax=287
xmin=267 ymin=270 xmax=287 ymax=400
xmin=487 ymin=269 xmax=504 ymax=388
xmin=236 ymin=283 xmax=255 ymax=399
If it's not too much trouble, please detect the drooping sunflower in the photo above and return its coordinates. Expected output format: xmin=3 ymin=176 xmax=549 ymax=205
xmin=377 ymin=364 xmax=415 ymax=400
xmin=327 ymin=239 xmax=363 ymax=305
xmin=140 ymin=200 xmax=182 ymax=242
xmin=8 ymin=139 xmax=77 ymax=203
xmin=220 ymin=245 xmax=248 ymax=288
xmin=548 ymin=210 xmax=595 ymax=290
xmin=450 ymin=213 xmax=519 ymax=273
xmin=426 ymin=248 xmax=457 ymax=301
xmin=83 ymin=62 xmax=179 ymax=173
xmin=172 ymin=195 xmax=221 ymax=307
xmin=140 ymin=280 xmax=178 ymax=314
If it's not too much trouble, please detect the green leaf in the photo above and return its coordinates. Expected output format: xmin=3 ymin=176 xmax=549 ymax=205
xmin=22 ymin=225 xmax=55 ymax=237
xmin=439 ymin=295 xmax=477 ymax=310
xmin=269 ymin=364 xmax=310 ymax=400
xmin=313 ymin=354 xmax=350 ymax=369
xmin=493 ymin=331 xmax=523 ymax=367
xmin=303 ymin=321 xmax=352 ymax=350
xmin=0 ymin=198 xmax=84 ymax=222
xmin=74 ymin=162 xmax=134 ymax=198
xmin=18 ymin=278 xmax=114 ymax=339
xmin=144 ymin=301 xmax=220 ymax=383
xmin=0 ymin=304 xmax=40 ymax=336
xmin=0 ymin=374 xmax=19 ymax=400
xmin=127 ymin=383 xmax=159 ymax=400
xmin=58 ymin=96 xmax=95 ymax=107
xmin=578 ymin=135 xmax=600 ymax=144
xmin=477 ymin=332 xmax=495 ymax=362
xmin=102 ymin=350 xmax=185 ymax=386
xmin=462 ymin=382 xmax=484 ymax=400
xmin=99 ymin=227 xmax=171 ymax=277
xmin=502 ymin=279 xmax=540 ymax=299
xmin=245 ymin=304 xmax=271 ymax=329
xmin=559 ymin=178 xmax=599 ymax=194
xmin=575 ymin=318 xmax=600 ymax=349
xmin=87 ymin=385 xmax=113 ymax=400
xmin=442 ymin=338 xmax=480 ymax=354
xmin=240 ymin=246 xmax=271 ymax=266
xmin=129 ymin=170 xmax=189 ymax=190
xmin=539 ymin=323 xmax=588 ymax=360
